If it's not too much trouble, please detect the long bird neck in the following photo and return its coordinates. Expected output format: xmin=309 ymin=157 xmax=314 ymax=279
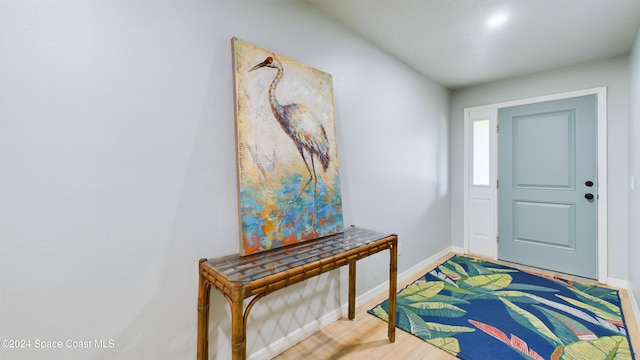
xmin=268 ymin=65 xmax=285 ymax=123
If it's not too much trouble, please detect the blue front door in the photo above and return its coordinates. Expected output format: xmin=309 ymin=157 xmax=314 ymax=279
xmin=498 ymin=95 xmax=597 ymax=279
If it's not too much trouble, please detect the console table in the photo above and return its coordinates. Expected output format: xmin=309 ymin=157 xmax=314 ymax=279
xmin=197 ymin=226 xmax=398 ymax=360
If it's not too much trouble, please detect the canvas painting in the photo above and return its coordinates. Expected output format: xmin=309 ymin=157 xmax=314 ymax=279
xmin=232 ymin=37 xmax=344 ymax=256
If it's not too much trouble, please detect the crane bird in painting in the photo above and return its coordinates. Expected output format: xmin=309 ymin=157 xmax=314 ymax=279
xmin=249 ymin=56 xmax=330 ymax=230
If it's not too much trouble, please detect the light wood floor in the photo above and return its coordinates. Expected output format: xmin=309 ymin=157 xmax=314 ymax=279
xmin=274 ymin=252 xmax=640 ymax=360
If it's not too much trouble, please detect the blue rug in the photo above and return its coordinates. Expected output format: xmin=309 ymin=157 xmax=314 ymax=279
xmin=368 ymin=255 xmax=636 ymax=359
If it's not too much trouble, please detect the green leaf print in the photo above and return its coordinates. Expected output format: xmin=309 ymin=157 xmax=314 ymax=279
xmin=425 ymin=337 xmax=460 ymax=356
xmin=407 ymin=301 xmax=467 ymax=318
xmin=500 ymin=298 xmax=562 ymax=347
xmin=534 ymin=305 xmax=597 ymax=343
xmin=459 ymin=274 xmax=513 ymax=292
xmin=397 ymin=306 xmax=474 ymax=340
xmin=556 ymin=295 xmax=622 ymax=324
xmin=551 ymin=336 xmax=632 ymax=360
xmin=398 ymin=281 xmax=444 ymax=302
xmin=564 ymin=287 xmax=621 ymax=317
xmin=370 ymin=304 xmax=388 ymax=322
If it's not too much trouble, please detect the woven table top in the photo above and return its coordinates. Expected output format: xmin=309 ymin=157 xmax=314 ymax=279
xmin=202 ymin=227 xmax=393 ymax=283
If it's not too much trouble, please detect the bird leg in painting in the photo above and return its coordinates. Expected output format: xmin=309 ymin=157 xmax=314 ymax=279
xmin=297 ymin=147 xmax=319 ymax=229
xmin=310 ymin=156 xmax=318 ymax=229
xmin=276 ymin=146 xmax=317 ymax=234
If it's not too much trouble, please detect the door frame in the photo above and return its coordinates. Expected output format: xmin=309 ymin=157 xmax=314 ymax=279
xmin=463 ymin=87 xmax=608 ymax=283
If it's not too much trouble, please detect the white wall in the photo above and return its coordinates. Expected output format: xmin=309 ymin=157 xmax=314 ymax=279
xmin=0 ymin=1 xmax=450 ymax=359
xmin=450 ymin=56 xmax=630 ymax=280
xmin=629 ymin=27 xmax=640 ymax=309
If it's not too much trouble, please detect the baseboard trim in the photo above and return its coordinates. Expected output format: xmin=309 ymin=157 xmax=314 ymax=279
xmin=248 ymin=306 xmax=344 ymax=360
xmin=607 ymin=277 xmax=628 ymax=289
xmin=450 ymin=246 xmax=465 ymax=254
xmin=627 ymin=285 xmax=640 ymax=329
xmin=339 ymin=246 xmax=454 ymax=311
xmin=248 ymin=246 xmax=455 ymax=360
xmin=606 ymin=277 xmax=640 ymax=340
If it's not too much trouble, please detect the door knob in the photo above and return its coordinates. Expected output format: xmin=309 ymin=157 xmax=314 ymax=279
xmin=585 ymin=193 xmax=594 ymax=200
xmin=585 ymin=181 xmax=594 ymax=187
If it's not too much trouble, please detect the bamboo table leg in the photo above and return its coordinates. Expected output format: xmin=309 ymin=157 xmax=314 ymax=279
xmin=388 ymin=240 xmax=398 ymax=342
xmin=197 ymin=259 xmax=211 ymax=360
xmin=348 ymin=261 xmax=356 ymax=320
xmin=230 ymin=287 xmax=246 ymax=360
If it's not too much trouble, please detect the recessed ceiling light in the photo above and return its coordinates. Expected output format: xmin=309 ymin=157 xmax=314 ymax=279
xmin=487 ymin=12 xmax=509 ymax=29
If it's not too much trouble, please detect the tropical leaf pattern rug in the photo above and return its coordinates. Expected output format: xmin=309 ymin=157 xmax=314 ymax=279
xmin=368 ymin=255 xmax=636 ymax=359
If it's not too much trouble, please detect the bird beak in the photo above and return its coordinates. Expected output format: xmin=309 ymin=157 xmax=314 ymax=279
xmin=249 ymin=60 xmax=268 ymax=72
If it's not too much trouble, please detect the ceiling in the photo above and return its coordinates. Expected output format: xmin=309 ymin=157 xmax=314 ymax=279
xmin=303 ymin=0 xmax=640 ymax=89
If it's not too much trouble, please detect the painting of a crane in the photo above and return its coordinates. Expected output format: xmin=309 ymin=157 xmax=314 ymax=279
xmin=232 ymin=38 xmax=344 ymax=256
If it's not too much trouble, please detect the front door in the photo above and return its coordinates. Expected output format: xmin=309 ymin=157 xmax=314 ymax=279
xmin=498 ymin=95 xmax=597 ymax=279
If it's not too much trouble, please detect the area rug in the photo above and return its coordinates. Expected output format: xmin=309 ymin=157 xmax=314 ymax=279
xmin=368 ymin=255 xmax=636 ymax=359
